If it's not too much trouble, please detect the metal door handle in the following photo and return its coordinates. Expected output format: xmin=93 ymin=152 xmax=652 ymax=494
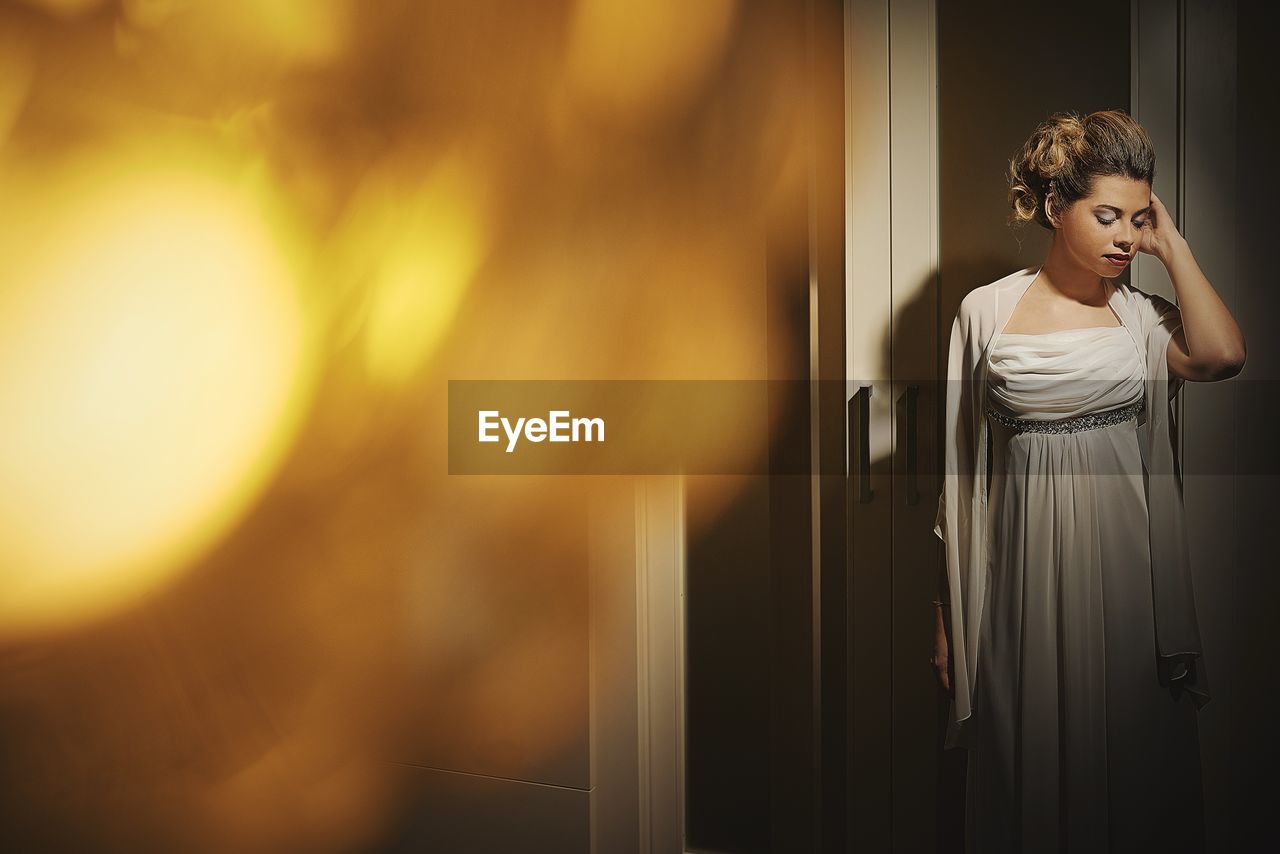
xmin=849 ymin=385 xmax=873 ymax=503
xmin=904 ymin=384 xmax=919 ymax=505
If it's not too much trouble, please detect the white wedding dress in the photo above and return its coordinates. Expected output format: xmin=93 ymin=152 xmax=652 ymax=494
xmin=964 ymin=324 xmax=1206 ymax=853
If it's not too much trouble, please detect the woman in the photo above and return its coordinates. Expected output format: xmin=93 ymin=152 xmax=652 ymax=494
xmin=930 ymin=110 xmax=1245 ymax=853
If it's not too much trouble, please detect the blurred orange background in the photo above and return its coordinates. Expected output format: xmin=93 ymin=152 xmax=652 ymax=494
xmin=0 ymin=1 xmax=837 ymax=850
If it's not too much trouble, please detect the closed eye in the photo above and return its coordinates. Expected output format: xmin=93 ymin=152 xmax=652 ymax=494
xmin=1096 ymin=216 xmax=1149 ymax=227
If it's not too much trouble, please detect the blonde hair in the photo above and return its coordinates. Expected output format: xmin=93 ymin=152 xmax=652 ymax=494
xmin=1007 ymin=109 xmax=1156 ymax=229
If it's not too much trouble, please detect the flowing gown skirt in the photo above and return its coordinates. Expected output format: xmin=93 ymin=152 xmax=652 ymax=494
xmin=965 ymin=413 xmax=1206 ymax=853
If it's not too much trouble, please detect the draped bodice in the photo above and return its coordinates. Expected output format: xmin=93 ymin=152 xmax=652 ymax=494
xmin=986 ymin=325 xmax=1144 ymax=421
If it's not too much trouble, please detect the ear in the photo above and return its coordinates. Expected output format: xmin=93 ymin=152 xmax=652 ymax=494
xmin=1044 ymin=192 xmax=1061 ymax=228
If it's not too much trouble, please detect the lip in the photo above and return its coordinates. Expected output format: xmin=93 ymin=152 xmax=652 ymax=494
xmin=1104 ymin=254 xmax=1131 ymax=267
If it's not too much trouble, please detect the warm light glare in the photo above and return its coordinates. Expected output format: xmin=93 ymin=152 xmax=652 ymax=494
xmin=0 ymin=153 xmax=316 ymax=636
xmin=355 ymin=150 xmax=489 ymax=387
xmin=0 ymin=0 xmax=825 ymax=848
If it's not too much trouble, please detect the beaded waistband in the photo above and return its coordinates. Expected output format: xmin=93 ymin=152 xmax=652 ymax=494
xmin=986 ymin=399 xmax=1144 ymax=434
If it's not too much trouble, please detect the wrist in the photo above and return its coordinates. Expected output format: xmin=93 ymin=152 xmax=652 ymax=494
xmin=1158 ymin=234 xmax=1191 ymax=266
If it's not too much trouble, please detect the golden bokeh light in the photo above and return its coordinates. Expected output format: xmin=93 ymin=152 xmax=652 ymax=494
xmin=0 ymin=0 xmax=834 ymax=848
xmin=347 ymin=147 xmax=490 ymax=388
xmin=0 ymin=141 xmax=317 ymax=637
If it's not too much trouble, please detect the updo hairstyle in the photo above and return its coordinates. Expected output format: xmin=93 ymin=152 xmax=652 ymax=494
xmin=1006 ymin=109 xmax=1156 ymax=229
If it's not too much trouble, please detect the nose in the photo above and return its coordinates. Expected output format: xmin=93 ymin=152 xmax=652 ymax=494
xmin=1115 ymin=225 xmax=1134 ymax=251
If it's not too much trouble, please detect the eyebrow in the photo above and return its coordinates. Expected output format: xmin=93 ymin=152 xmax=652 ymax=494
xmin=1095 ymin=204 xmax=1152 ymax=215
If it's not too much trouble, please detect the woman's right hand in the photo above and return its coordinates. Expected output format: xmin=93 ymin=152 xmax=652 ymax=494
xmin=932 ymin=608 xmax=953 ymax=696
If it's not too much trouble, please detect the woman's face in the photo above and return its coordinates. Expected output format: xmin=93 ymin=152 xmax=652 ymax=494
xmin=1049 ymin=174 xmax=1152 ymax=278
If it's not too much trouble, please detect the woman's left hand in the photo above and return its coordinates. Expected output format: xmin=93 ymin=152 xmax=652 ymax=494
xmin=1137 ymin=191 xmax=1187 ymax=264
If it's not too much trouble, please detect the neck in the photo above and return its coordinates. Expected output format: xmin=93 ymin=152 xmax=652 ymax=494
xmin=1040 ymin=238 xmax=1109 ymax=305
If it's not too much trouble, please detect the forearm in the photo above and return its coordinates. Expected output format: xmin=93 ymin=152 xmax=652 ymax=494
xmin=1161 ymin=237 xmax=1247 ymax=367
xmin=934 ymin=565 xmax=948 ymax=632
